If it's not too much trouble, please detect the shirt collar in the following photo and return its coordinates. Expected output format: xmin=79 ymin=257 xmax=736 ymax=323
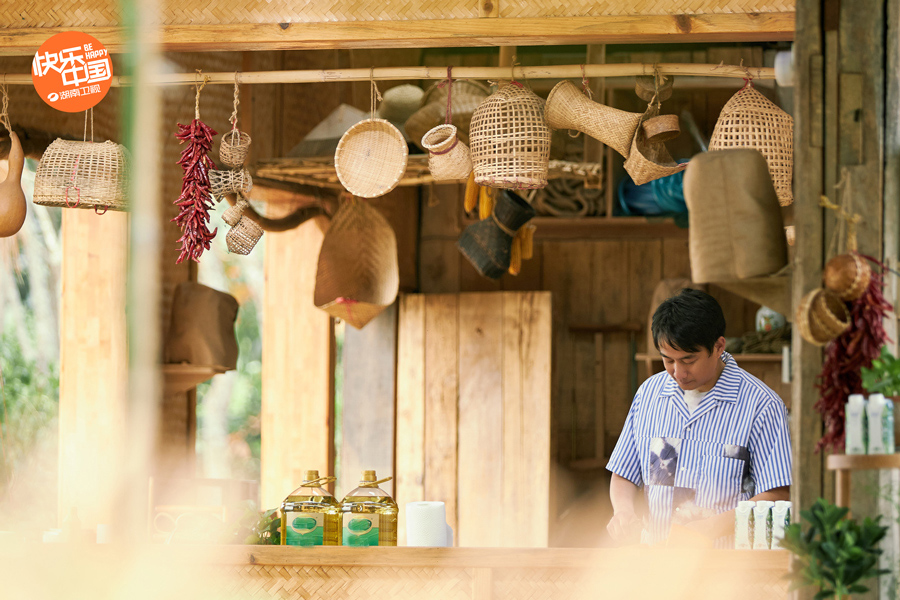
xmin=661 ymin=350 xmax=740 ymax=403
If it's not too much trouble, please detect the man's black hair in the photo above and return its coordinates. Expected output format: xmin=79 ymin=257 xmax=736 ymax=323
xmin=651 ymin=288 xmax=726 ymax=354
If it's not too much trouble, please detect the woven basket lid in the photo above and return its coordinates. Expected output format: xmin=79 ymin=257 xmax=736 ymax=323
xmin=709 ymin=83 xmax=794 ymax=206
xmin=334 ymin=118 xmax=408 ymax=198
xmin=314 ymin=197 xmax=399 ymax=329
xmin=405 ymin=80 xmax=490 ymax=151
xmin=33 ymin=139 xmax=130 ymax=211
xmin=469 ymin=83 xmax=551 ymax=190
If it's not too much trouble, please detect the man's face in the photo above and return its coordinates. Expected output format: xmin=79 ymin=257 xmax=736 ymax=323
xmin=658 ymin=336 xmax=726 ymax=392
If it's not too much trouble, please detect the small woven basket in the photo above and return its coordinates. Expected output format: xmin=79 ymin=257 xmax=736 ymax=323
xmin=226 ymin=215 xmax=263 ymax=255
xmin=378 ymin=84 xmax=425 ymax=124
xmin=624 ymin=130 xmax=688 ymax=185
xmin=422 ymin=124 xmax=472 ymax=181
xmin=544 ymin=80 xmax=642 ymax=159
xmin=796 ymin=287 xmax=850 ymax=346
xmin=314 ymin=197 xmax=399 ymax=329
xmin=220 ymin=130 xmax=251 ymax=168
xmin=222 ymin=198 xmax=249 ymax=227
xmin=33 ymin=139 xmax=130 ymax=211
xmin=334 ymin=118 xmax=408 ymax=198
xmin=469 ymin=83 xmax=551 ymax=190
xmin=210 ymin=168 xmax=252 ymax=198
xmin=709 ymin=83 xmax=794 ymax=205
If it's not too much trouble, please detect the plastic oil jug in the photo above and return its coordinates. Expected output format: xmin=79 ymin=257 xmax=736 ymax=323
xmin=340 ymin=470 xmax=397 ymax=546
xmin=281 ymin=470 xmax=341 ymax=546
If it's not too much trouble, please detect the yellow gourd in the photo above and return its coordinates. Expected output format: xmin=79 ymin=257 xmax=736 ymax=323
xmin=0 ymin=132 xmax=26 ymax=238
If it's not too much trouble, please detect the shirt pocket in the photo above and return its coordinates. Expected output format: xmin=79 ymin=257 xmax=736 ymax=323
xmin=696 ymin=454 xmax=745 ymax=511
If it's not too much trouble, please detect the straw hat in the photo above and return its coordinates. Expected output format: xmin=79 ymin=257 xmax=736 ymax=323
xmin=314 ymin=197 xmax=399 ymax=329
xmin=469 ymin=83 xmax=551 ymax=190
xmin=405 ymin=80 xmax=490 ymax=151
xmin=334 ymin=118 xmax=408 ymax=198
xmin=457 ymin=189 xmax=536 ymax=279
xmin=34 ymin=139 xmax=130 ymax=211
xmin=709 ymin=83 xmax=794 ymax=206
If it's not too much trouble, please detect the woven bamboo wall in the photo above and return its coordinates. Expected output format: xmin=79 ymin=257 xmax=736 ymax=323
xmin=0 ymin=0 xmax=793 ymax=28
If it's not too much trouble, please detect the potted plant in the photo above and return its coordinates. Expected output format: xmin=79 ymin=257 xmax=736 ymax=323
xmin=861 ymin=346 xmax=900 ymax=397
xmin=779 ymin=498 xmax=888 ymax=599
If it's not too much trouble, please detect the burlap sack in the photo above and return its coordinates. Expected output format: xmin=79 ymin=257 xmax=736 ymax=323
xmin=165 ymin=282 xmax=240 ymax=370
xmin=683 ymin=149 xmax=787 ymax=283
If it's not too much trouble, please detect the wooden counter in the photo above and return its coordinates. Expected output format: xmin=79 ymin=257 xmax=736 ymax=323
xmin=1 ymin=544 xmax=792 ymax=600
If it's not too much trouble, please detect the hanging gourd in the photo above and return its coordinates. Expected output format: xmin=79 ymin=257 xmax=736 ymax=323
xmin=0 ymin=85 xmax=26 ymax=238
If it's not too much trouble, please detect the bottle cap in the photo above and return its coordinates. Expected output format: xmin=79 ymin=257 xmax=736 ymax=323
xmin=361 ymin=470 xmax=377 ymax=482
xmin=869 ymin=393 xmax=886 ymax=405
xmin=305 ymin=470 xmax=320 ymax=481
xmin=848 ymin=393 xmax=866 ymax=405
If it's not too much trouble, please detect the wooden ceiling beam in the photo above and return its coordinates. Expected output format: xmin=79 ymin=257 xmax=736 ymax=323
xmin=0 ymin=13 xmax=794 ymax=56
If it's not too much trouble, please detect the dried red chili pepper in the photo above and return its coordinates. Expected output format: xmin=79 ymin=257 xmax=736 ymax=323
xmin=173 ymin=118 xmax=217 ymax=264
xmin=815 ymin=253 xmax=893 ymax=452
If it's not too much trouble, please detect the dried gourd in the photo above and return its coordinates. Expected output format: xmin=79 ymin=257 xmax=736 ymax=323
xmin=0 ymin=132 xmax=26 ymax=238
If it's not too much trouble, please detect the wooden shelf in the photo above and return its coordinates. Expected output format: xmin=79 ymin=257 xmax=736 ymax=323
xmin=162 ymin=363 xmax=228 ymax=395
xmin=826 ymin=454 xmax=900 ymax=471
xmin=635 ymin=352 xmax=784 ymax=363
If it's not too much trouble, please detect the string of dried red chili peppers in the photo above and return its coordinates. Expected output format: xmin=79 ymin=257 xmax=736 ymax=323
xmin=173 ymin=118 xmax=218 ymax=264
xmin=815 ymin=253 xmax=893 ymax=452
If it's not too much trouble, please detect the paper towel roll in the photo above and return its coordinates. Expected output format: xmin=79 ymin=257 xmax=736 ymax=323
xmin=406 ymin=501 xmax=448 ymax=547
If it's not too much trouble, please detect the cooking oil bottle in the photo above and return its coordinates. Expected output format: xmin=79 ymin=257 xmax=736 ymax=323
xmin=340 ymin=470 xmax=397 ymax=546
xmin=281 ymin=470 xmax=341 ymax=546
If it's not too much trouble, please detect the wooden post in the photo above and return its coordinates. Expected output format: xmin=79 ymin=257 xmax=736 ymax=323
xmin=58 ymin=210 xmax=128 ymax=528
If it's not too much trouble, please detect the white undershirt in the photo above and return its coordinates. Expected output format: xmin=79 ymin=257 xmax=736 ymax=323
xmin=682 ymin=388 xmax=708 ymax=415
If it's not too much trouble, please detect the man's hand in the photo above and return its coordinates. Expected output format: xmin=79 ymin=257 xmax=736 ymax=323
xmin=607 ymin=510 xmax=642 ymax=545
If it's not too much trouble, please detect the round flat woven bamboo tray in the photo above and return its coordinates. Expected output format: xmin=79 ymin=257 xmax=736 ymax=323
xmin=334 ymin=118 xmax=408 ymax=198
xmin=33 ymin=139 xmax=130 ymax=211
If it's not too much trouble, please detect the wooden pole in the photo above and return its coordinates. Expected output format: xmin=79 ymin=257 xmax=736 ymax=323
xmin=0 ymin=63 xmax=776 ymax=87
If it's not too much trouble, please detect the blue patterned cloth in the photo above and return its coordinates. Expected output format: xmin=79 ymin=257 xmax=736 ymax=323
xmin=607 ymin=352 xmax=792 ymax=545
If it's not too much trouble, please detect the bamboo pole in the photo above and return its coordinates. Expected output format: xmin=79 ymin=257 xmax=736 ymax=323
xmin=2 ymin=63 xmax=774 ymax=87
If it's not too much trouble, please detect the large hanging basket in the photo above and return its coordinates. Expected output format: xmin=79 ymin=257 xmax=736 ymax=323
xmin=708 ymin=83 xmax=794 ymax=206
xmin=334 ymin=118 xmax=408 ymax=198
xmin=33 ymin=139 xmax=130 ymax=211
xmin=469 ymin=83 xmax=551 ymax=190
xmin=314 ymin=197 xmax=399 ymax=329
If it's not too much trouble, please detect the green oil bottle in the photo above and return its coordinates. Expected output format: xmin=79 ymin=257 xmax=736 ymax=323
xmin=281 ymin=470 xmax=341 ymax=546
xmin=340 ymin=470 xmax=398 ymax=547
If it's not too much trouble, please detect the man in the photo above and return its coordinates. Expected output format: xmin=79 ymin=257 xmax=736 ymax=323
xmin=606 ymin=289 xmax=791 ymax=545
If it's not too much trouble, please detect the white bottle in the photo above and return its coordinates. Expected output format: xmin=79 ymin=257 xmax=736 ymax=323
xmin=753 ymin=501 xmax=775 ymax=550
xmin=845 ymin=394 xmax=868 ymax=455
xmin=868 ymin=394 xmax=887 ymax=454
xmin=734 ymin=500 xmax=755 ymax=550
xmin=771 ymin=500 xmax=792 ymax=549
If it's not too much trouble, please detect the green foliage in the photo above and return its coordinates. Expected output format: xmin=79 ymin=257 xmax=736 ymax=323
xmin=861 ymin=346 xmax=900 ymax=396
xmin=221 ymin=501 xmax=281 ymax=545
xmin=780 ymin=497 xmax=889 ymax=599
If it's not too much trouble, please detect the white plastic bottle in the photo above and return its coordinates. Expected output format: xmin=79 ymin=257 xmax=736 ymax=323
xmin=734 ymin=501 xmax=755 ymax=549
xmin=771 ymin=500 xmax=792 ymax=549
xmin=845 ymin=394 xmax=868 ymax=455
xmin=868 ymin=394 xmax=887 ymax=454
xmin=753 ymin=501 xmax=775 ymax=550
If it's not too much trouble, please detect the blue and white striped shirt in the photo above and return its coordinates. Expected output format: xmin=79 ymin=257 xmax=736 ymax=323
xmin=606 ymin=352 xmax=792 ymax=545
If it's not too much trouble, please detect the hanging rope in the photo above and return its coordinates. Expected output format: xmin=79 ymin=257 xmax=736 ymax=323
xmin=437 ymin=66 xmax=453 ymax=125
xmin=194 ymin=69 xmax=209 ymax=120
xmin=821 ymin=167 xmax=862 ymax=256
xmin=0 ymin=81 xmax=11 ymax=136
xmin=82 ymin=107 xmax=94 ymax=142
xmin=230 ymin=72 xmax=241 ymax=130
xmin=369 ymin=67 xmax=382 ymax=119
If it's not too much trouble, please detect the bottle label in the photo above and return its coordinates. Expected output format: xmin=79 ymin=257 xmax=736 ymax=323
xmin=343 ymin=513 xmax=380 ymax=546
xmin=285 ymin=512 xmax=324 ymax=546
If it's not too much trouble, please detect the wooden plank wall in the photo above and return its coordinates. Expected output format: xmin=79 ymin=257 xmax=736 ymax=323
xmin=396 ymin=292 xmax=552 ymax=548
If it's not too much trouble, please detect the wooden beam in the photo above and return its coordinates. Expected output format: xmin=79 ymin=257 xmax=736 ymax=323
xmin=0 ymin=14 xmax=795 ymax=56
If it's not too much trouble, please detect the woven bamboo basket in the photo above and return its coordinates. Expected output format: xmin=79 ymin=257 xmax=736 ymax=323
xmin=334 ymin=118 xmax=408 ymax=198
xmin=623 ymin=127 xmax=688 ymax=186
xmin=544 ymin=80 xmax=642 ymax=159
xmin=219 ymin=129 xmax=251 ymax=168
xmin=378 ymin=84 xmax=425 ymax=124
xmin=457 ymin=189 xmax=535 ymax=279
xmin=469 ymin=83 xmax=551 ymax=190
xmin=210 ymin=168 xmax=252 ymax=198
xmin=314 ymin=197 xmax=399 ymax=329
xmin=405 ymin=80 xmax=489 ymax=150
xmin=422 ymin=124 xmax=472 ymax=181
xmin=33 ymin=139 xmax=130 ymax=211
xmin=222 ymin=197 xmax=249 ymax=227
xmin=796 ymin=287 xmax=850 ymax=346
xmin=226 ymin=215 xmax=263 ymax=255
xmin=709 ymin=83 xmax=794 ymax=205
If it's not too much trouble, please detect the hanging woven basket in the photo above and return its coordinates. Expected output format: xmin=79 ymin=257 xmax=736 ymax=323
xmin=708 ymin=83 xmax=794 ymax=206
xmin=405 ymin=80 xmax=489 ymax=150
xmin=422 ymin=124 xmax=472 ymax=181
xmin=210 ymin=168 xmax=252 ymax=198
xmin=796 ymin=287 xmax=850 ymax=346
xmin=314 ymin=197 xmax=399 ymax=329
xmin=33 ymin=139 xmax=130 ymax=211
xmin=226 ymin=215 xmax=263 ymax=255
xmin=469 ymin=83 xmax=551 ymax=190
xmin=624 ymin=119 xmax=688 ymax=186
xmin=334 ymin=118 xmax=408 ymax=198
xmin=219 ymin=130 xmax=251 ymax=168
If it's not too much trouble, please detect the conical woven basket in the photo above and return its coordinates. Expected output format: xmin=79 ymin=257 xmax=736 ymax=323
xmin=422 ymin=124 xmax=472 ymax=181
xmin=226 ymin=215 xmax=263 ymax=255
xmin=544 ymin=80 xmax=642 ymax=159
xmin=469 ymin=83 xmax=551 ymax=190
xmin=314 ymin=197 xmax=399 ymax=329
xmin=334 ymin=118 xmax=408 ymax=198
xmin=624 ymin=111 xmax=689 ymax=186
xmin=33 ymin=139 xmax=130 ymax=211
xmin=709 ymin=83 xmax=794 ymax=206
xmin=405 ymin=80 xmax=489 ymax=150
